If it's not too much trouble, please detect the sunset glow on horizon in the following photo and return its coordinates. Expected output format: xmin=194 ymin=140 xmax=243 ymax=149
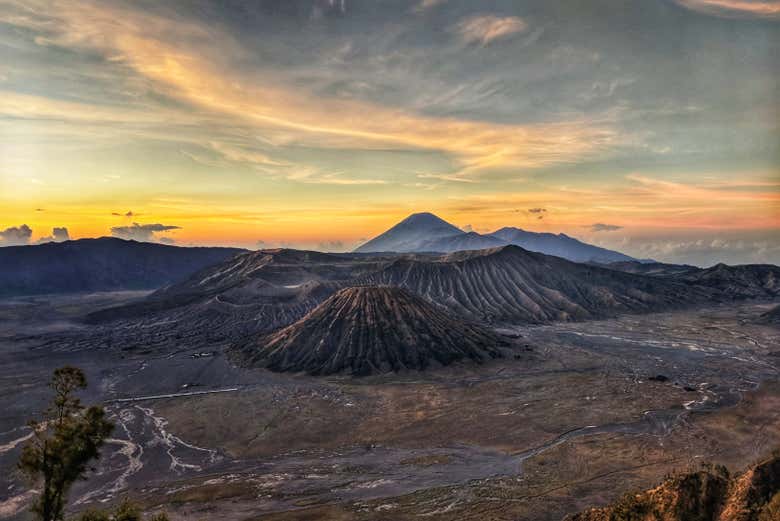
xmin=1 ymin=0 xmax=778 ymax=265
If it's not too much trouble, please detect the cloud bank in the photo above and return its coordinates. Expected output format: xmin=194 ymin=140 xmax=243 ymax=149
xmin=110 ymin=223 xmax=181 ymax=243
xmin=0 ymin=225 xmax=71 ymax=246
xmin=0 ymin=224 xmax=33 ymax=246
xmin=36 ymin=227 xmax=70 ymax=244
xmin=635 ymin=238 xmax=780 ymax=266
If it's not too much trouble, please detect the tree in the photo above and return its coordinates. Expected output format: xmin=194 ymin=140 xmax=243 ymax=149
xmin=18 ymin=366 xmax=114 ymax=521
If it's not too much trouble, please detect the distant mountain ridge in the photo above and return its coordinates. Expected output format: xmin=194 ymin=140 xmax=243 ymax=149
xmin=488 ymin=226 xmax=636 ymax=263
xmin=0 ymin=237 xmax=245 ymax=297
xmin=596 ymin=260 xmax=701 ymax=277
xmin=354 ymin=212 xmax=637 ymax=263
xmin=603 ymin=260 xmax=780 ymax=300
xmin=680 ymin=263 xmax=780 ymax=299
xmin=359 ymin=245 xmax=713 ymax=324
xmin=83 ymin=242 xmax=770 ymax=354
xmin=59 ymin=242 xmax=780 ymax=360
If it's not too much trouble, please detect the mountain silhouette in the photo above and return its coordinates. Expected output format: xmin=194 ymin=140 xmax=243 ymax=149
xmin=0 ymin=237 xmax=245 ymax=296
xmin=354 ymin=212 xmax=637 ymax=263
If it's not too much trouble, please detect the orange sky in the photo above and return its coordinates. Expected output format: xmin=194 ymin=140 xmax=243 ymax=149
xmin=0 ymin=0 xmax=778 ymax=263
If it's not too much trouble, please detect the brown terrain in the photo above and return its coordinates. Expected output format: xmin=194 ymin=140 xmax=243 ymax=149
xmin=0 ymin=239 xmax=778 ymax=521
xmin=568 ymin=453 xmax=780 ymax=521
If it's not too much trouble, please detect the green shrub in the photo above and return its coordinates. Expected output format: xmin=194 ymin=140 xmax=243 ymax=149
xmin=72 ymin=499 xmax=168 ymax=521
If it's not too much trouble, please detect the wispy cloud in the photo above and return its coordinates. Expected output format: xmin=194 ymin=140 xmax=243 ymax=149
xmin=285 ymin=167 xmax=387 ymax=185
xmin=625 ymin=173 xmax=780 ymax=203
xmin=0 ymin=2 xmax=615 ymax=181
xmin=453 ymin=15 xmax=528 ymax=46
xmin=208 ymin=141 xmax=286 ymax=168
xmin=587 ymin=223 xmax=622 ymax=232
xmin=110 ymin=222 xmax=181 ymax=243
xmin=580 ymin=78 xmax=636 ymax=102
xmin=673 ymin=0 xmax=780 ymax=19
xmin=297 ymin=177 xmax=387 ymax=186
xmin=432 ymin=172 xmax=779 ymax=232
xmin=413 ymin=0 xmax=448 ymax=13
xmin=417 ymin=172 xmax=478 ymax=184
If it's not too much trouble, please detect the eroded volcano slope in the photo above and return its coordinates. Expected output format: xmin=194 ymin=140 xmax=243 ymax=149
xmin=361 ymin=245 xmax=716 ymax=324
xmin=236 ymin=286 xmax=510 ymax=375
xmin=73 ymin=245 xmax=776 ymax=352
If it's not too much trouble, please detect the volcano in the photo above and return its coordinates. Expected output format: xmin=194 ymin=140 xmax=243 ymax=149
xmin=353 ymin=212 xmax=463 ymax=253
xmin=236 ymin=285 xmax=510 ymax=376
xmin=361 ymin=245 xmax=715 ymax=324
xmin=353 ymin=212 xmax=638 ymax=262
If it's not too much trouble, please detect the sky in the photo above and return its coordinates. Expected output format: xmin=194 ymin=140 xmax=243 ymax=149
xmin=0 ymin=0 xmax=778 ymax=266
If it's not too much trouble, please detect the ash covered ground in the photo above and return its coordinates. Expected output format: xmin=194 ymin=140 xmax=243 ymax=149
xmin=0 ymin=293 xmax=778 ymax=520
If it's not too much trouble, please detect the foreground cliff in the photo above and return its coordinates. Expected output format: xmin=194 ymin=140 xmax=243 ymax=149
xmin=568 ymin=453 xmax=780 ymax=521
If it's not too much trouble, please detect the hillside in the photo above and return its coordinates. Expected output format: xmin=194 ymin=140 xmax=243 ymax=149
xmin=83 ymin=248 xmax=395 ymax=328
xmin=235 ymin=286 xmax=510 ymax=376
xmin=601 ymin=260 xmax=701 ymax=277
xmin=756 ymin=305 xmax=780 ymax=326
xmin=679 ymin=263 xmax=780 ymax=299
xmin=77 ymin=245 xmax=776 ymax=354
xmin=604 ymin=261 xmax=780 ymax=300
xmin=0 ymin=237 xmax=245 ymax=297
xmin=416 ymin=231 xmax=506 ymax=252
xmin=361 ymin=245 xmax=714 ymax=324
xmin=568 ymin=453 xmax=780 ymax=521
